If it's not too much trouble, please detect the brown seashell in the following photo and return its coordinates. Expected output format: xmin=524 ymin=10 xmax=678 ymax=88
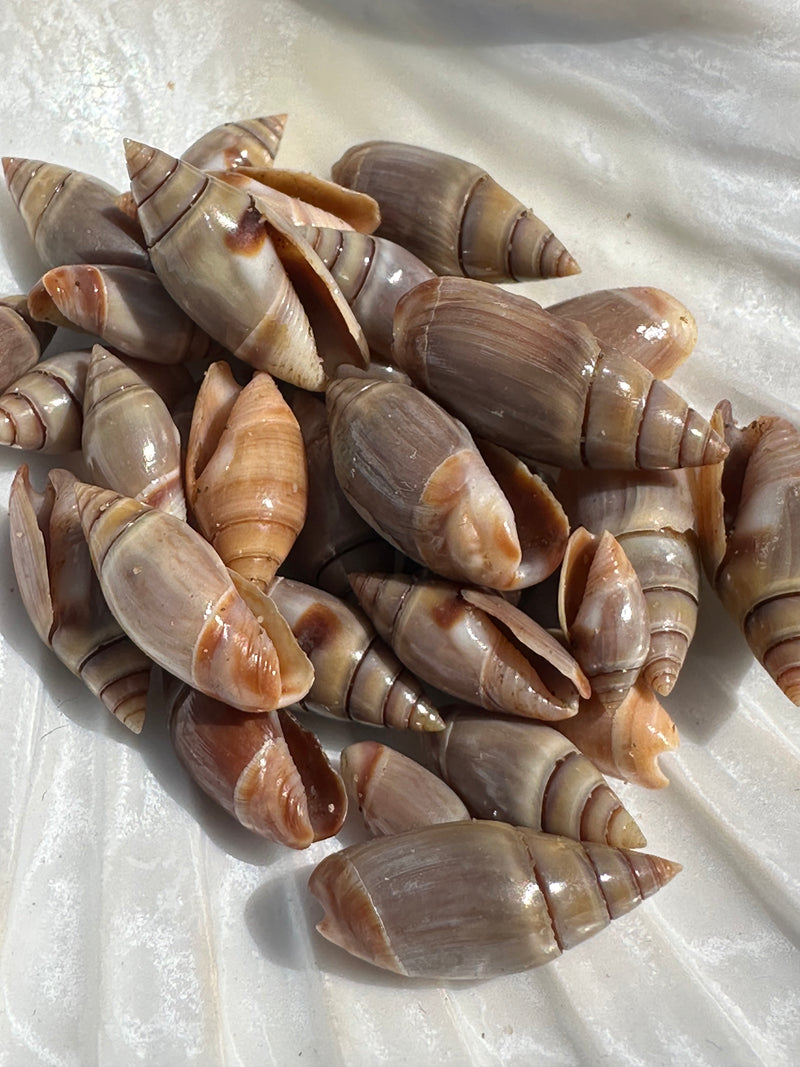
xmin=180 ymin=114 xmax=287 ymax=172
xmin=0 ymin=349 xmax=89 ymax=452
xmin=0 ymin=294 xmax=56 ymax=391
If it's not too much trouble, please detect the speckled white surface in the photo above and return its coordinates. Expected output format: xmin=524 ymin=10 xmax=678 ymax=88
xmin=0 ymin=1 xmax=799 ymax=1065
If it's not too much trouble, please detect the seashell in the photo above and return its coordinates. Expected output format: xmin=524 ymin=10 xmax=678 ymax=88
xmin=2 ymin=156 xmax=149 ymax=270
xmin=180 ymin=113 xmax=287 ymax=172
xmin=185 ymin=362 xmax=306 ymax=589
xmin=331 ymin=140 xmax=579 ymax=282
xmin=283 ymin=390 xmax=397 ymax=597
xmin=124 ymin=140 xmax=368 ymax=390
xmin=393 ymin=277 xmax=727 ymax=470
xmin=267 ymin=575 xmax=444 ymax=731
xmin=73 ymin=482 xmax=313 ymax=713
xmin=168 ymin=681 xmax=347 ymax=849
xmin=697 ymin=402 xmax=800 ymax=704
xmin=0 ymin=294 xmax=56 ymax=391
xmin=9 ymin=466 xmax=152 ymax=732
xmin=211 ymin=169 xmax=358 ymax=230
xmin=0 ymin=349 xmax=89 ymax=452
xmin=558 ymin=527 xmax=650 ymax=709
xmin=554 ymin=680 xmax=680 ymax=789
xmin=308 ymin=820 xmax=681 ymax=979
xmin=558 ymin=467 xmax=701 ymax=696
xmin=296 ymin=224 xmax=437 ymax=358
xmin=424 ymin=704 xmax=645 ymax=847
xmin=349 ymin=572 xmax=589 ymax=721
xmin=82 ymin=346 xmax=186 ymax=519
xmin=27 ymin=264 xmax=220 ymax=365
xmin=341 ymin=740 xmax=470 ymax=836
xmin=326 ymin=375 xmax=565 ymax=591
xmin=548 ymin=287 xmax=697 ymax=379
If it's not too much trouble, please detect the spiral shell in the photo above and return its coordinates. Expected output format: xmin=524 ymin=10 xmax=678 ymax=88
xmin=180 ymin=114 xmax=287 ymax=171
xmin=309 ymin=820 xmax=681 ymax=979
xmin=392 ymin=276 xmax=727 ymax=470
xmin=169 ymin=682 xmax=347 ymax=849
xmin=331 ymin=140 xmax=579 ymax=281
xmin=0 ymin=294 xmax=56 ymax=391
xmin=0 ymin=349 xmax=89 ymax=452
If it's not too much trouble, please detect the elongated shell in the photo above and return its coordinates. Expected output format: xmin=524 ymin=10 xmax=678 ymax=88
xmin=125 ymin=140 xmax=368 ymax=390
xmin=2 ymin=157 xmax=149 ymax=270
xmin=558 ymin=528 xmax=649 ymax=709
xmin=309 ymin=820 xmax=681 ymax=979
xmin=424 ymin=705 xmax=645 ymax=847
xmin=185 ymin=363 xmax=306 ymax=589
xmin=27 ymin=264 xmax=219 ymax=364
xmin=9 ymin=466 xmax=151 ymax=732
xmin=331 ymin=140 xmax=579 ymax=281
xmin=74 ymin=483 xmax=313 ymax=713
xmin=326 ymin=375 xmax=525 ymax=590
xmin=341 ymin=741 xmax=469 ymax=836
xmin=82 ymin=346 xmax=186 ymax=519
xmin=169 ymin=682 xmax=347 ymax=849
xmin=211 ymin=169 xmax=358 ymax=230
xmin=558 ymin=467 xmax=701 ymax=696
xmin=548 ymin=287 xmax=697 ymax=379
xmin=283 ymin=390 xmax=396 ymax=597
xmin=393 ymin=277 xmax=727 ymax=470
xmin=350 ymin=572 xmax=588 ymax=721
xmin=268 ymin=576 xmax=443 ymax=731
xmin=0 ymin=349 xmax=88 ymax=452
xmin=0 ymin=294 xmax=56 ymax=391
xmin=181 ymin=114 xmax=287 ymax=171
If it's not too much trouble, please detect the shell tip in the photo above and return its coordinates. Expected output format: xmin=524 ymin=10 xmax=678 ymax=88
xmin=557 ymin=249 xmax=581 ymax=277
xmin=607 ymin=808 xmax=647 ymax=850
xmin=410 ymin=701 xmax=446 ymax=732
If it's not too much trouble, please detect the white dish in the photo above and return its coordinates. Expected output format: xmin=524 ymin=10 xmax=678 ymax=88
xmin=1 ymin=1 xmax=798 ymax=1064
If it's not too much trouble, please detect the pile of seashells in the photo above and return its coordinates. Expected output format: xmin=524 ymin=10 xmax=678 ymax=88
xmin=2 ymin=115 xmax=797 ymax=981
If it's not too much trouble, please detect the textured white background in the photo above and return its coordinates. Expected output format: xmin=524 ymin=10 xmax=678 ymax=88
xmin=0 ymin=1 xmax=799 ymax=1064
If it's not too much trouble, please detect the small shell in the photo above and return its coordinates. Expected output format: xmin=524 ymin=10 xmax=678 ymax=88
xmin=9 ymin=466 xmax=151 ymax=732
xmin=268 ymin=576 xmax=444 ymax=731
xmin=548 ymin=287 xmax=697 ymax=379
xmin=393 ymin=277 xmax=727 ymax=470
xmin=169 ymin=682 xmax=347 ymax=849
xmin=0 ymin=349 xmax=89 ymax=452
xmin=180 ymin=114 xmax=287 ymax=171
xmin=0 ymin=294 xmax=56 ymax=391
xmin=341 ymin=741 xmax=469 ymax=836
xmin=425 ymin=704 xmax=645 ymax=847
xmin=185 ymin=363 xmax=307 ymax=589
xmin=350 ymin=572 xmax=588 ymax=721
xmin=331 ymin=140 xmax=579 ymax=281
xmin=27 ymin=264 xmax=219 ymax=364
xmin=74 ymin=483 xmax=313 ymax=713
xmin=82 ymin=346 xmax=186 ymax=519
xmin=2 ymin=156 xmax=149 ymax=270
xmin=558 ymin=528 xmax=650 ymax=709
xmin=309 ymin=820 xmax=681 ymax=979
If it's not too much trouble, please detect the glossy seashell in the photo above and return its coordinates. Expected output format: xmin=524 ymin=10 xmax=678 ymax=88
xmin=185 ymin=362 xmax=307 ymax=589
xmin=424 ymin=704 xmax=645 ymax=847
xmin=0 ymin=349 xmax=89 ymax=452
xmin=698 ymin=402 xmax=800 ymax=705
xmin=295 ymin=224 xmax=436 ymax=358
xmin=168 ymin=681 xmax=347 ymax=849
xmin=331 ymin=140 xmax=579 ymax=282
xmin=326 ymin=375 xmax=548 ymax=591
xmin=125 ymin=140 xmax=368 ymax=390
xmin=548 ymin=287 xmax=697 ymax=379
xmin=558 ymin=527 xmax=650 ymax=709
xmin=283 ymin=390 xmax=397 ymax=597
xmin=268 ymin=576 xmax=444 ymax=731
xmin=341 ymin=740 xmax=469 ymax=837
xmin=211 ymin=169 xmax=358 ymax=230
xmin=308 ymin=820 xmax=681 ymax=979
xmin=27 ymin=264 xmax=220 ymax=364
xmin=181 ymin=114 xmax=287 ymax=171
xmin=82 ymin=346 xmax=186 ymax=519
xmin=2 ymin=156 xmax=149 ymax=270
xmin=393 ymin=277 xmax=727 ymax=470
xmin=558 ymin=467 xmax=701 ymax=696
xmin=73 ymin=482 xmax=313 ymax=713
xmin=350 ymin=572 xmax=589 ymax=722
xmin=0 ymin=294 xmax=56 ymax=391
xmin=554 ymin=680 xmax=680 ymax=789
xmin=9 ymin=466 xmax=152 ymax=732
